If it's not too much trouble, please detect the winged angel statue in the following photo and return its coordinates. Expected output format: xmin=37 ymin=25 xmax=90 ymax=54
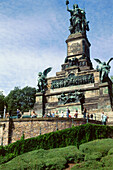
xmin=37 ymin=67 xmax=52 ymax=93
xmin=94 ymin=58 xmax=113 ymax=82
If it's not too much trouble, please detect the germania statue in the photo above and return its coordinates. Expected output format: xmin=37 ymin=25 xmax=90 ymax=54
xmin=66 ymin=0 xmax=89 ymax=34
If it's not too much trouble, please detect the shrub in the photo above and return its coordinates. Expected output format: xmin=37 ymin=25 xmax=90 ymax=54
xmin=0 ymin=147 xmax=81 ymax=170
xmin=108 ymin=148 xmax=113 ymax=155
xmin=45 ymin=146 xmax=84 ymax=163
xmin=1 ymin=124 xmax=113 ymax=164
xmin=44 ymin=157 xmax=67 ymax=170
xmin=0 ymin=146 xmax=6 ymax=156
xmin=71 ymin=160 xmax=103 ymax=170
xmin=0 ymin=153 xmax=15 ymax=165
xmin=84 ymin=152 xmax=102 ymax=161
xmin=79 ymin=138 xmax=113 ymax=156
xmin=101 ymin=155 xmax=113 ymax=168
xmin=1 ymin=139 xmax=113 ymax=169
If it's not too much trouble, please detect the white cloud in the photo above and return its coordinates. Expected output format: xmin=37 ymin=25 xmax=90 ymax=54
xmin=0 ymin=0 xmax=113 ymax=96
xmin=90 ymin=34 xmax=113 ymax=76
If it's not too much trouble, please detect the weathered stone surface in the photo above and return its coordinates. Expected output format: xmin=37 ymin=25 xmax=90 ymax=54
xmin=0 ymin=118 xmax=101 ymax=145
xmin=34 ymin=30 xmax=112 ymax=116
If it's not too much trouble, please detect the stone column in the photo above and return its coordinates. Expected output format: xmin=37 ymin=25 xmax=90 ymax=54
xmin=34 ymin=92 xmax=45 ymax=117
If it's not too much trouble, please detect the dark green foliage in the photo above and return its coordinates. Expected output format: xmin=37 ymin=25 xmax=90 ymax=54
xmin=5 ymin=86 xmax=36 ymax=112
xmin=20 ymin=132 xmax=25 ymax=140
xmin=0 ymin=94 xmax=4 ymax=117
xmin=0 ymin=153 xmax=15 ymax=165
xmin=0 ymin=146 xmax=6 ymax=156
xmin=1 ymin=139 xmax=113 ymax=169
xmin=0 ymin=124 xmax=113 ymax=165
xmin=45 ymin=146 xmax=84 ymax=163
xmin=84 ymin=152 xmax=102 ymax=161
xmin=3 ymin=124 xmax=113 ymax=158
xmin=111 ymin=76 xmax=113 ymax=99
xmin=111 ymin=76 xmax=113 ymax=82
xmin=108 ymin=148 xmax=113 ymax=155
xmin=101 ymin=155 xmax=113 ymax=169
xmin=79 ymin=138 xmax=113 ymax=156
xmin=44 ymin=157 xmax=67 ymax=170
xmin=0 ymin=147 xmax=79 ymax=170
xmin=71 ymin=160 xmax=103 ymax=170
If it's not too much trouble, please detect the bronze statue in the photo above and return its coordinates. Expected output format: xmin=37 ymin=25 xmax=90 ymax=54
xmin=94 ymin=58 xmax=113 ymax=82
xmin=66 ymin=0 xmax=89 ymax=34
xmin=37 ymin=67 xmax=52 ymax=93
xmin=58 ymin=90 xmax=84 ymax=104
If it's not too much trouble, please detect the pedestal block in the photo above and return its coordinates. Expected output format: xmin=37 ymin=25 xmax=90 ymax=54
xmin=34 ymin=32 xmax=113 ymax=117
xmin=34 ymin=93 xmax=44 ymax=117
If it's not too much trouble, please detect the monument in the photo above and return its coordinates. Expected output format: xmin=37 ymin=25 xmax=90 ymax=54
xmin=34 ymin=1 xmax=113 ymax=117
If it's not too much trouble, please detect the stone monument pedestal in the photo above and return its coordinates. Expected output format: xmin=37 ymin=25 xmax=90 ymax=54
xmin=45 ymin=102 xmax=82 ymax=118
xmin=34 ymin=4 xmax=113 ymax=118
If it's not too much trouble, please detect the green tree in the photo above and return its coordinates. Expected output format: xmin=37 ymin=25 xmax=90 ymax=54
xmin=5 ymin=86 xmax=36 ymax=114
xmin=111 ymin=76 xmax=113 ymax=101
xmin=0 ymin=93 xmax=4 ymax=117
xmin=111 ymin=76 xmax=113 ymax=82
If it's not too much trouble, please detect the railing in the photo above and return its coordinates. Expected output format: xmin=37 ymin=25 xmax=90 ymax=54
xmin=0 ymin=109 xmax=113 ymax=123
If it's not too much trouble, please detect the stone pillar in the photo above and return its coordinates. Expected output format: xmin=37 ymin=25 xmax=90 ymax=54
xmin=34 ymin=93 xmax=45 ymax=117
xmin=98 ymin=82 xmax=112 ymax=111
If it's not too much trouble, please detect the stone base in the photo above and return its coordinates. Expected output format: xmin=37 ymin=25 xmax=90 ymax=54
xmin=34 ymin=93 xmax=44 ymax=117
xmin=34 ymin=32 xmax=112 ymax=119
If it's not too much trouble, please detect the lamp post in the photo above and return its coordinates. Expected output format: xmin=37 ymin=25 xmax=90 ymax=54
xmin=3 ymin=106 xmax=6 ymax=118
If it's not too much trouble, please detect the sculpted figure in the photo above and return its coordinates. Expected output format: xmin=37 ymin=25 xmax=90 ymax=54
xmin=37 ymin=67 xmax=52 ymax=93
xmin=94 ymin=58 xmax=113 ymax=82
xmin=58 ymin=90 xmax=84 ymax=105
xmin=81 ymin=9 xmax=89 ymax=32
xmin=66 ymin=0 xmax=89 ymax=34
xmin=58 ymin=93 xmax=67 ymax=104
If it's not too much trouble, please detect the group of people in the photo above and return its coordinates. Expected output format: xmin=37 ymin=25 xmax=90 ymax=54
xmin=43 ymin=108 xmax=78 ymax=118
xmin=82 ymin=108 xmax=108 ymax=125
xmin=101 ymin=112 xmax=108 ymax=125
xmin=16 ymin=109 xmax=37 ymax=118
xmin=43 ymin=112 xmax=56 ymax=118
xmin=82 ymin=108 xmax=94 ymax=120
xmin=5 ymin=108 xmax=109 ymax=125
xmin=43 ymin=107 xmax=94 ymax=119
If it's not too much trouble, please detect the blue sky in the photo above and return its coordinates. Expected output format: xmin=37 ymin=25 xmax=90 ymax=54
xmin=0 ymin=0 xmax=113 ymax=95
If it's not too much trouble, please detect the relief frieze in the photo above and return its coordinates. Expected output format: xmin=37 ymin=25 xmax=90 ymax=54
xmin=51 ymin=73 xmax=94 ymax=89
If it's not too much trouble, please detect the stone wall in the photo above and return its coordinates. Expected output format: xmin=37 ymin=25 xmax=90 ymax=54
xmin=0 ymin=118 xmax=101 ymax=146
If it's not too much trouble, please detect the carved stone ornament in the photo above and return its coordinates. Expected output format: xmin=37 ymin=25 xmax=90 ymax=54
xmin=70 ymin=43 xmax=81 ymax=54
